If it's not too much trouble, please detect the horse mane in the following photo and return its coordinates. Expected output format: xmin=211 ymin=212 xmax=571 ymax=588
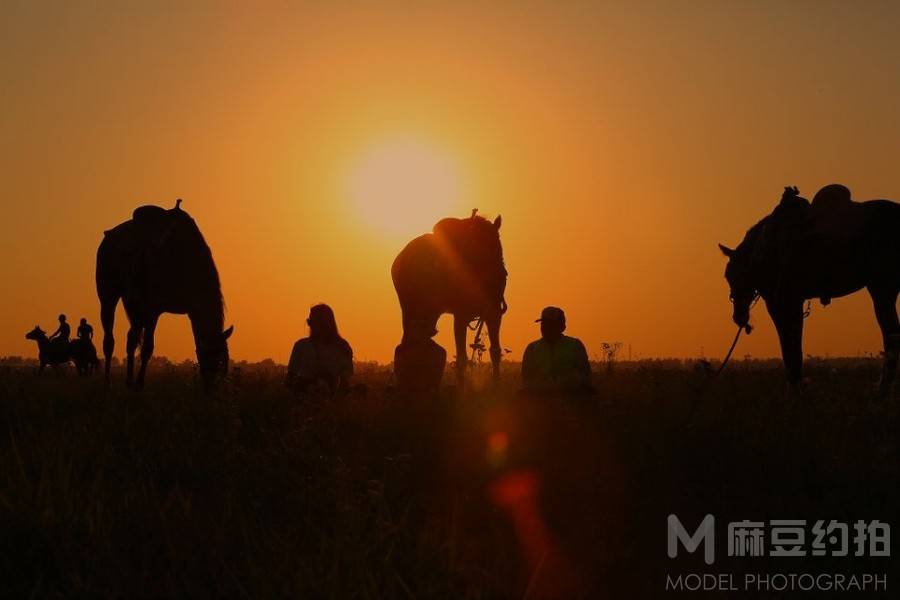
xmin=736 ymin=187 xmax=810 ymax=260
xmin=178 ymin=214 xmax=225 ymax=325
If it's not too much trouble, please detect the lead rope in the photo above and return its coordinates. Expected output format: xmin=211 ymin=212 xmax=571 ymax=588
xmin=689 ymin=293 xmax=810 ymax=426
xmin=712 ymin=326 xmax=744 ymax=378
xmin=711 ymin=293 xmax=761 ymax=379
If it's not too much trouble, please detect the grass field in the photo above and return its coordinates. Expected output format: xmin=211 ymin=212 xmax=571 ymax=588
xmin=1 ymin=359 xmax=897 ymax=598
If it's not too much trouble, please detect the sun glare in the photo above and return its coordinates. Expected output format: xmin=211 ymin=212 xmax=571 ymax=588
xmin=346 ymin=137 xmax=463 ymax=238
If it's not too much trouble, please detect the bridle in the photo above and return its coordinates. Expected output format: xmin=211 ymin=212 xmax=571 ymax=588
xmin=467 ymin=295 xmax=508 ymax=362
xmin=714 ymin=291 xmax=813 ymax=378
xmin=713 ymin=291 xmax=761 ymax=378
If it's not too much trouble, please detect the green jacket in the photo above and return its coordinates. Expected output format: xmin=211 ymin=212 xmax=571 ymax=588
xmin=521 ymin=335 xmax=591 ymax=393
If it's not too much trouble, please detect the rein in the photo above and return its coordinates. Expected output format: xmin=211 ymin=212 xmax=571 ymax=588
xmin=712 ymin=326 xmax=744 ymax=378
xmin=712 ymin=293 xmax=814 ymax=378
xmin=712 ymin=293 xmax=760 ymax=378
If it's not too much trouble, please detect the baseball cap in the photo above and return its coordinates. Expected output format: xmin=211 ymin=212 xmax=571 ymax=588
xmin=535 ymin=306 xmax=565 ymax=323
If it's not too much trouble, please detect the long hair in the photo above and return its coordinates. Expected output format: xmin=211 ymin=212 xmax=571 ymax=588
xmin=308 ymin=304 xmax=343 ymax=343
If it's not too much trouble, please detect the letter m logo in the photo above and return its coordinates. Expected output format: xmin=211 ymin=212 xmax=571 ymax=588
xmin=668 ymin=514 xmax=715 ymax=565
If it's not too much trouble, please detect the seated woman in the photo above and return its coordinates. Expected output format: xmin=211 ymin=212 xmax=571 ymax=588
xmin=286 ymin=304 xmax=353 ymax=397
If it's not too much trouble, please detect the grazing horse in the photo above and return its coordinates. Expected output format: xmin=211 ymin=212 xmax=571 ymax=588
xmin=25 ymin=326 xmax=99 ymax=375
xmin=392 ymin=209 xmax=508 ymax=384
xmin=719 ymin=185 xmax=900 ymax=395
xmin=96 ymin=200 xmax=233 ymax=389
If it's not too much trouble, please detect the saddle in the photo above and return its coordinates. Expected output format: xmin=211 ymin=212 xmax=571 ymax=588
xmin=48 ymin=337 xmax=71 ymax=357
xmin=766 ymin=185 xmax=866 ymax=306
xmin=807 ymin=184 xmax=865 ymax=242
xmin=127 ymin=199 xmax=195 ymax=260
xmin=133 ymin=199 xmax=188 ymax=236
xmin=771 ymin=184 xmax=865 ymax=249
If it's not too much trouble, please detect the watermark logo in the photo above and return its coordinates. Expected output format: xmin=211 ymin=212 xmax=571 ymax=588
xmin=667 ymin=515 xmax=890 ymax=564
xmin=668 ymin=514 xmax=715 ymax=565
xmin=665 ymin=515 xmax=891 ymax=593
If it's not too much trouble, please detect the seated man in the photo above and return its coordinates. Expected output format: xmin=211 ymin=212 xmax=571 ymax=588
xmin=286 ymin=304 xmax=354 ymax=397
xmin=522 ymin=306 xmax=592 ymax=396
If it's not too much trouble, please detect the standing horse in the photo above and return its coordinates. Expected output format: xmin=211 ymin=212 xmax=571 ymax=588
xmin=25 ymin=326 xmax=98 ymax=375
xmin=392 ymin=210 xmax=508 ymax=384
xmin=96 ymin=200 xmax=233 ymax=389
xmin=719 ymin=185 xmax=900 ymax=395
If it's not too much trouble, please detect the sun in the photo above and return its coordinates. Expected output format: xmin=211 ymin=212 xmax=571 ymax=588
xmin=345 ymin=137 xmax=464 ymax=238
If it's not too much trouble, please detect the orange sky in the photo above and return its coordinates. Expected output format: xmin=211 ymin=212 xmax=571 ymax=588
xmin=3 ymin=2 xmax=900 ymax=364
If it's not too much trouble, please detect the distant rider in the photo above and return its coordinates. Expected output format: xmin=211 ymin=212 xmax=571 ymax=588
xmin=47 ymin=314 xmax=71 ymax=350
xmin=77 ymin=317 xmax=94 ymax=341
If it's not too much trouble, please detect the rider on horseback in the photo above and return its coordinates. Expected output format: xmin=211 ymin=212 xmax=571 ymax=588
xmin=77 ymin=317 xmax=94 ymax=341
xmin=48 ymin=314 xmax=71 ymax=351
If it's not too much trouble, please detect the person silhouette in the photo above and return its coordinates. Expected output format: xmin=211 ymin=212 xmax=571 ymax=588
xmin=77 ymin=317 xmax=94 ymax=341
xmin=286 ymin=304 xmax=354 ymax=397
xmin=47 ymin=314 xmax=71 ymax=350
xmin=521 ymin=306 xmax=592 ymax=397
xmin=393 ymin=319 xmax=446 ymax=396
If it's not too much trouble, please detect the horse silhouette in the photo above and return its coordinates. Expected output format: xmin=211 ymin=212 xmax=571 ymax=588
xmin=392 ymin=209 xmax=507 ymax=383
xmin=25 ymin=326 xmax=99 ymax=375
xmin=719 ymin=185 xmax=900 ymax=395
xmin=96 ymin=199 xmax=233 ymax=389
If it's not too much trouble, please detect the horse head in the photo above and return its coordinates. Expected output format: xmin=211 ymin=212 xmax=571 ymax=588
xmin=718 ymin=243 xmax=756 ymax=332
xmin=25 ymin=325 xmax=47 ymax=344
xmin=433 ymin=210 xmax=507 ymax=314
xmin=196 ymin=325 xmax=233 ymax=387
xmin=718 ymin=186 xmax=812 ymax=332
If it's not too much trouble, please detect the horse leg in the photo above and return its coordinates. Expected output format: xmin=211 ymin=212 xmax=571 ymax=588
xmin=400 ymin=308 xmax=413 ymax=344
xmin=125 ymin=324 xmax=142 ymax=388
xmin=136 ymin=316 xmax=159 ymax=389
xmin=454 ymin=315 xmax=469 ymax=385
xmin=100 ymin=296 xmax=118 ymax=384
xmin=868 ymin=286 xmax=899 ymax=397
xmin=766 ymin=297 xmax=804 ymax=395
xmin=486 ymin=313 xmax=503 ymax=382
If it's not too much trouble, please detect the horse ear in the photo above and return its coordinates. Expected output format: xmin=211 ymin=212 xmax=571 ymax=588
xmin=223 ymin=325 xmax=234 ymax=340
xmin=718 ymin=243 xmax=735 ymax=258
xmin=493 ymin=215 xmax=502 ymax=230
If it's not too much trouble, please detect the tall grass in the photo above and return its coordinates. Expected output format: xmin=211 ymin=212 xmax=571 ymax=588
xmin=1 ymin=359 xmax=897 ymax=598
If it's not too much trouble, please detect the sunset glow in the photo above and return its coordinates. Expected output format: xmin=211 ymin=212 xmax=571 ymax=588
xmin=345 ymin=137 xmax=463 ymax=239
xmin=5 ymin=5 xmax=899 ymax=597
xmin=2 ymin=3 xmax=900 ymax=364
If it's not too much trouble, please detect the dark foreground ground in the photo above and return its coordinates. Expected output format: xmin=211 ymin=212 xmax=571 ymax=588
xmin=1 ymin=359 xmax=898 ymax=599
